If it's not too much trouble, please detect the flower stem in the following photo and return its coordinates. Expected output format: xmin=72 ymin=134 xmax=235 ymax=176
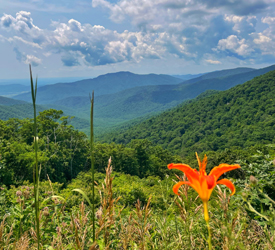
xmin=90 ymin=91 xmax=95 ymax=243
xmin=30 ymin=65 xmax=40 ymax=249
xmin=203 ymin=201 xmax=212 ymax=250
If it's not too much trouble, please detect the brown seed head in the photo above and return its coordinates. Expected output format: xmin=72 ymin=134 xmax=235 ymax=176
xmin=249 ymin=175 xmax=258 ymax=185
xmin=16 ymin=190 xmax=22 ymax=197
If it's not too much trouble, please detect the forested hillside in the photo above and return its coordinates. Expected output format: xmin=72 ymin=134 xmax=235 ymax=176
xmin=101 ymin=70 xmax=275 ymax=156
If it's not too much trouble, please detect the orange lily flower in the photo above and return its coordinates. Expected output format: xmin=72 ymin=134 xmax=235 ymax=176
xmin=168 ymin=153 xmax=241 ymax=222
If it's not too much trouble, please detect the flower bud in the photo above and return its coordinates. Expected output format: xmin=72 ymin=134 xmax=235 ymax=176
xmin=16 ymin=190 xmax=22 ymax=197
xmin=23 ymin=190 xmax=30 ymax=199
xmin=96 ymin=207 xmax=103 ymax=220
xmin=241 ymin=192 xmax=248 ymax=198
xmin=249 ymin=175 xmax=258 ymax=185
xmin=43 ymin=207 xmax=49 ymax=217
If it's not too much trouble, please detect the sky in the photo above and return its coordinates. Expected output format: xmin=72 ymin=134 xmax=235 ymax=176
xmin=1 ymin=0 xmax=275 ymax=79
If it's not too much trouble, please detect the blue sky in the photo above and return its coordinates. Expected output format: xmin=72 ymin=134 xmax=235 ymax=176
xmin=1 ymin=0 xmax=275 ymax=79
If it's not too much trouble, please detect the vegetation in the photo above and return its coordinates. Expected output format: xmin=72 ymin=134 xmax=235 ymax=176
xmin=0 ymin=111 xmax=184 ymax=186
xmin=0 ymin=67 xmax=275 ymax=249
xmin=101 ymin=69 xmax=275 ymax=156
xmin=0 ymin=145 xmax=275 ymax=249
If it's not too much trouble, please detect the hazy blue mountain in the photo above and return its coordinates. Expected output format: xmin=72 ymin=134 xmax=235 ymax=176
xmin=0 ymin=77 xmax=87 ymax=86
xmin=179 ymin=67 xmax=256 ymax=85
xmin=14 ymin=72 xmax=183 ymax=103
xmin=6 ymin=65 xmax=275 ymax=136
xmin=171 ymin=73 xmax=204 ymax=80
xmin=0 ymin=84 xmax=31 ymax=97
xmin=49 ymin=65 xmax=275 ymax=133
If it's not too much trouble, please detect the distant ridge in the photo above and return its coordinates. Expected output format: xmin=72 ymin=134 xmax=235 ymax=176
xmin=0 ymin=96 xmax=27 ymax=105
xmin=36 ymin=64 xmax=275 ymax=133
xmin=5 ymin=64 xmax=275 ymax=135
xmin=100 ymin=69 xmax=275 ymax=155
xmin=14 ymin=72 xmax=183 ymax=104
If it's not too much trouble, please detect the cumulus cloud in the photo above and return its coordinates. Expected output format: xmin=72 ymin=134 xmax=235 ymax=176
xmin=1 ymin=6 xmax=275 ymax=68
xmin=0 ymin=11 xmax=166 ymax=66
xmin=217 ymin=35 xmax=254 ymax=56
xmin=224 ymin=15 xmax=257 ymax=36
xmin=251 ymin=16 xmax=275 ymax=56
xmin=13 ymin=47 xmax=41 ymax=66
xmin=91 ymin=0 xmax=273 ymax=28
xmin=1 ymin=11 xmax=40 ymax=33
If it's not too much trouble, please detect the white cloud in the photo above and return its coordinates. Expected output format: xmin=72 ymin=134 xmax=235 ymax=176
xmin=205 ymin=59 xmax=222 ymax=64
xmin=217 ymin=35 xmax=254 ymax=56
xmin=13 ymin=47 xmax=41 ymax=66
xmin=254 ymin=34 xmax=271 ymax=44
xmin=1 ymin=8 xmax=275 ymax=68
xmin=25 ymin=54 xmax=41 ymax=66
xmin=251 ymin=16 xmax=275 ymax=56
xmin=91 ymin=0 xmax=273 ymax=29
xmin=224 ymin=15 xmax=256 ymax=34
xmin=13 ymin=36 xmax=42 ymax=49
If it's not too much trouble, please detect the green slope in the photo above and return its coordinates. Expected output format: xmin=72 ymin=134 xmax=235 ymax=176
xmin=0 ymin=96 xmax=27 ymax=105
xmin=100 ymin=70 xmax=275 ymax=156
xmin=0 ymin=96 xmax=91 ymax=134
xmin=0 ymin=103 xmax=46 ymax=120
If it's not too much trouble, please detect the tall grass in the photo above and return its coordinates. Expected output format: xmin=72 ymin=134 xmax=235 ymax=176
xmin=29 ymin=64 xmax=40 ymax=249
xmin=90 ymin=91 xmax=95 ymax=243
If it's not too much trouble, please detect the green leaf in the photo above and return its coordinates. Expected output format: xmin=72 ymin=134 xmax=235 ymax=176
xmin=72 ymin=188 xmax=93 ymax=208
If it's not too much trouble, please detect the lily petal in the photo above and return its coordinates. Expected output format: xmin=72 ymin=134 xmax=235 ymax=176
xmin=201 ymin=154 xmax=207 ymax=175
xmin=172 ymin=181 xmax=191 ymax=195
xmin=217 ymin=179 xmax=236 ymax=195
xmin=168 ymin=163 xmax=199 ymax=183
xmin=209 ymin=164 xmax=241 ymax=180
xmin=206 ymin=175 xmax=215 ymax=189
xmin=195 ymin=152 xmax=201 ymax=168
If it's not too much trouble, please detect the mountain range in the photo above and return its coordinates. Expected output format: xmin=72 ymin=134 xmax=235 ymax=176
xmin=100 ymin=69 xmax=275 ymax=156
xmin=1 ymin=64 xmax=274 ymax=135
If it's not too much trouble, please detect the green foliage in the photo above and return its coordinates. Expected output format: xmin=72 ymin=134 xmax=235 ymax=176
xmin=101 ymin=69 xmax=275 ymax=156
xmin=0 ymin=110 xmax=90 ymax=185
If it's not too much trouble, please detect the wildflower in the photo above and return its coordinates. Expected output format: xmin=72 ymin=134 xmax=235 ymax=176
xmin=23 ymin=190 xmax=30 ymax=199
xmin=249 ymin=175 xmax=258 ymax=185
xmin=43 ymin=207 xmax=49 ymax=217
xmin=168 ymin=153 xmax=240 ymax=222
xmin=16 ymin=190 xmax=22 ymax=197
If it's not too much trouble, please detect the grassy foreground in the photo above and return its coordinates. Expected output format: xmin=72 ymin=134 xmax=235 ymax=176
xmin=0 ymin=151 xmax=275 ymax=249
xmin=0 ymin=67 xmax=275 ymax=249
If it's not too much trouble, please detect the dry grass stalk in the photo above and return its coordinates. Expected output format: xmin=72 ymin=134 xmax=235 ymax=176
xmin=14 ymin=232 xmax=30 ymax=250
xmin=118 ymin=213 xmax=134 ymax=249
xmin=216 ymin=185 xmax=230 ymax=218
xmin=132 ymin=197 xmax=152 ymax=250
xmin=0 ymin=216 xmax=13 ymax=250
xmin=96 ymin=157 xmax=122 ymax=249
